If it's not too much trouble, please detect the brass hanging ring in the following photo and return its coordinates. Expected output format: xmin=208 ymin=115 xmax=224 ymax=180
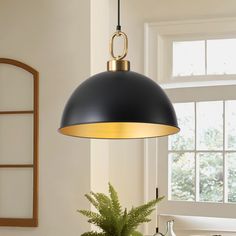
xmin=109 ymin=31 xmax=128 ymax=60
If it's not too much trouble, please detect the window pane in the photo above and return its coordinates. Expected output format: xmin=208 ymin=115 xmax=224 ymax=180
xmin=0 ymin=114 xmax=33 ymax=164
xmin=173 ymin=41 xmax=205 ymax=76
xmin=0 ymin=64 xmax=33 ymax=111
xmin=0 ymin=168 xmax=33 ymax=218
xmin=225 ymin=101 xmax=236 ymax=150
xmin=197 ymin=101 xmax=223 ymax=150
xmin=169 ymin=103 xmax=194 ymax=150
xmin=227 ymin=153 xmax=236 ymax=203
xmin=170 ymin=152 xmax=195 ymax=201
xmin=198 ymin=152 xmax=223 ymax=202
xmin=207 ymin=39 xmax=236 ymax=75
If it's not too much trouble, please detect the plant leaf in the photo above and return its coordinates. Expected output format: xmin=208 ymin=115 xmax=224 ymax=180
xmin=78 ymin=184 xmax=164 ymax=236
xmin=131 ymin=231 xmax=143 ymax=236
xmin=109 ymin=182 xmax=122 ymax=217
xmin=81 ymin=231 xmax=107 ymax=236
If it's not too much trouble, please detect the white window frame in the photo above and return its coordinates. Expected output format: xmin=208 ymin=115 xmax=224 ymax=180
xmin=172 ymin=38 xmax=236 ymax=79
xmin=143 ymin=18 xmax=236 ymax=235
xmin=144 ymin=86 xmax=236 ymax=235
xmin=144 ymin=17 xmax=236 ymax=89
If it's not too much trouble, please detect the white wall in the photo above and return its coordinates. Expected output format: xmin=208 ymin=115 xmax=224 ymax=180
xmin=0 ymin=0 xmax=91 ymax=235
xmin=108 ymin=0 xmax=236 ymax=234
xmin=1 ymin=0 xmax=236 ymax=235
xmin=110 ymin=0 xmax=236 ymax=73
xmin=90 ymin=0 xmax=110 ymax=195
xmin=109 ymin=140 xmax=144 ymax=208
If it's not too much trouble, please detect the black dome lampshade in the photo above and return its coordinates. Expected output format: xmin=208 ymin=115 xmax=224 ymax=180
xmin=59 ymin=70 xmax=179 ymax=139
xmin=59 ymin=1 xmax=179 ymax=139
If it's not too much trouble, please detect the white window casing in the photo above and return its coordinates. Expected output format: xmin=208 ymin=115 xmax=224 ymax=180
xmin=144 ymin=17 xmax=236 ymax=88
xmin=144 ymin=18 xmax=236 ymax=235
xmin=144 ymin=86 xmax=236 ymax=235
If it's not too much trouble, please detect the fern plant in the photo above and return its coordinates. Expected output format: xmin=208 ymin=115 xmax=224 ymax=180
xmin=78 ymin=183 xmax=164 ymax=236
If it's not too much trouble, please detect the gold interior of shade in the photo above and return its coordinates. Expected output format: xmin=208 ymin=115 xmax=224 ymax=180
xmin=59 ymin=122 xmax=180 ymax=139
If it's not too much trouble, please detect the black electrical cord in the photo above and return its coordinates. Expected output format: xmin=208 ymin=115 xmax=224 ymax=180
xmin=116 ymin=0 xmax=121 ymax=31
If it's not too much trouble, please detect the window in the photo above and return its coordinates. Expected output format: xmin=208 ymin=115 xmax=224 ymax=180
xmin=0 ymin=58 xmax=38 ymax=227
xmin=173 ymin=41 xmax=205 ymax=76
xmin=169 ymin=101 xmax=236 ymax=203
xmin=152 ymin=86 xmax=236 ymax=220
xmin=173 ymin=39 xmax=236 ymax=77
xmin=144 ymin=18 xmax=236 ymax=235
xmin=145 ymin=18 xmax=236 ymax=87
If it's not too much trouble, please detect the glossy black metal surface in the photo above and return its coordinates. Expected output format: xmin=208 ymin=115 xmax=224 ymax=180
xmin=60 ymin=71 xmax=178 ymax=129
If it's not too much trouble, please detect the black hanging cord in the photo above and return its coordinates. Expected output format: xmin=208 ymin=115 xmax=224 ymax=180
xmin=116 ymin=0 xmax=121 ymax=31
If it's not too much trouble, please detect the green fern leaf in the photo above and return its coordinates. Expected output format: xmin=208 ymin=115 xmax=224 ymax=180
xmin=131 ymin=231 xmax=143 ymax=236
xmin=78 ymin=210 xmax=100 ymax=219
xmin=109 ymin=182 xmax=122 ymax=217
xmin=126 ymin=196 xmax=164 ymax=232
xmin=79 ymin=184 xmax=164 ymax=236
xmin=81 ymin=231 xmax=106 ymax=236
xmin=85 ymin=193 xmax=99 ymax=209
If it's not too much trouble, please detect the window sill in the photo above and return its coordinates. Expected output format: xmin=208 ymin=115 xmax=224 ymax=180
xmin=158 ymin=214 xmax=236 ymax=233
xmin=160 ymin=79 xmax=236 ymax=89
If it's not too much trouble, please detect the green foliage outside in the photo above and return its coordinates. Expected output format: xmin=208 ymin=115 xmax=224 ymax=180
xmin=171 ymin=152 xmax=195 ymax=201
xmin=78 ymin=183 xmax=164 ymax=236
xmin=170 ymin=103 xmax=236 ymax=203
xmin=171 ymin=129 xmax=236 ymax=203
xmin=228 ymin=153 xmax=236 ymax=202
xmin=199 ymin=152 xmax=223 ymax=202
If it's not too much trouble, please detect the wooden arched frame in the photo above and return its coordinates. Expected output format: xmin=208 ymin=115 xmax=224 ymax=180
xmin=0 ymin=58 xmax=38 ymax=227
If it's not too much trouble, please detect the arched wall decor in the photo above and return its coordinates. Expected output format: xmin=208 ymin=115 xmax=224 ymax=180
xmin=0 ymin=58 xmax=38 ymax=227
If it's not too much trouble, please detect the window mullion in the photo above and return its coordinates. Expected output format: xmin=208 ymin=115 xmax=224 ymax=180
xmin=169 ymin=150 xmax=236 ymax=153
xmin=205 ymin=40 xmax=207 ymax=75
xmin=223 ymin=100 xmax=228 ymax=203
xmin=195 ymin=153 xmax=199 ymax=202
xmin=195 ymin=102 xmax=199 ymax=202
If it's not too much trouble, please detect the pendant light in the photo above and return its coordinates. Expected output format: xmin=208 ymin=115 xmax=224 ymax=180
xmin=59 ymin=0 xmax=180 ymax=139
